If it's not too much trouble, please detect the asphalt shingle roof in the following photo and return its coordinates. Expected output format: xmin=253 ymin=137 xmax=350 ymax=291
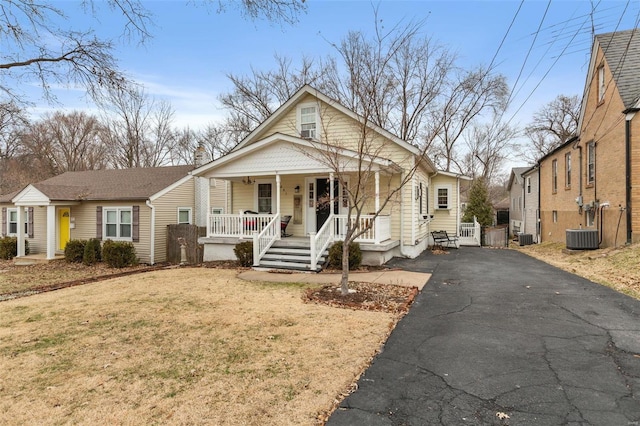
xmin=596 ymin=29 xmax=640 ymax=110
xmin=1 ymin=165 xmax=194 ymax=202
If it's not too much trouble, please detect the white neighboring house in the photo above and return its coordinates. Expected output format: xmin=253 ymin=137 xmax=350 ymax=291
xmin=521 ymin=166 xmax=540 ymax=243
xmin=194 ymin=85 xmax=472 ymax=271
xmin=507 ymin=167 xmax=529 ymax=237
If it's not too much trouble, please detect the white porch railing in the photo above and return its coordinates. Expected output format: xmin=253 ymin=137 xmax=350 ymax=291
xmin=208 ymin=213 xmax=275 ymax=238
xmin=459 ymin=216 xmax=481 ymax=246
xmin=252 ymin=214 xmax=280 ymax=266
xmin=310 ymin=214 xmax=335 ymax=271
xmin=334 ymin=214 xmax=391 ymax=244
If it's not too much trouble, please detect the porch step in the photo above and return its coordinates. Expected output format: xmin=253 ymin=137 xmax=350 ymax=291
xmin=257 ymin=245 xmax=329 ymax=272
xmin=258 ymin=260 xmax=321 ymax=272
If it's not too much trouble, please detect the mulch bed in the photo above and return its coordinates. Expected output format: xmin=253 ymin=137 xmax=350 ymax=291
xmin=303 ymin=282 xmax=419 ymax=314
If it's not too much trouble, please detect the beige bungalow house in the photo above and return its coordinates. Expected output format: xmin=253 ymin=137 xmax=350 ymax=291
xmin=0 ymin=165 xmax=195 ymax=264
xmin=194 ymin=85 xmax=472 ymax=270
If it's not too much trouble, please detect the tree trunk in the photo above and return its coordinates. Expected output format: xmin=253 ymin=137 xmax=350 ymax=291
xmin=340 ymin=241 xmax=350 ymax=295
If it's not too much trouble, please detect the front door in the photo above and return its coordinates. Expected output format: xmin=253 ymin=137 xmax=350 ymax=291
xmin=316 ymin=178 xmax=338 ymax=231
xmin=58 ymin=208 xmax=70 ymax=250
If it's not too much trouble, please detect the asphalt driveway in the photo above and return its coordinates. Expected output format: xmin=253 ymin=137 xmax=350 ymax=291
xmin=328 ymin=247 xmax=640 ymax=425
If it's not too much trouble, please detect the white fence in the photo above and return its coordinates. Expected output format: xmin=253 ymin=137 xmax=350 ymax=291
xmin=459 ymin=217 xmax=481 ymax=246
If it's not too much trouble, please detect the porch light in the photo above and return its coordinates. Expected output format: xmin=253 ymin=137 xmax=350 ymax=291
xmin=242 ymin=176 xmax=254 ymax=185
xmin=294 ymin=185 xmax=300 ymax=193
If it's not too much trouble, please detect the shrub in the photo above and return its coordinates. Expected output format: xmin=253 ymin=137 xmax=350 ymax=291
xmin=102 ymin=240 xmax=138 ymax=268
xmin=64 ymin=239 xmax=86 ymax=263
xmin=233 ymin=241 xmax=253 ymax=267
xmin=328 ymin=241 xmax=362 ymax=270
xmin=0 ymin=237 xmax=29 ymax=260
xmin=83 ymin=238 xmax=102 ymax=266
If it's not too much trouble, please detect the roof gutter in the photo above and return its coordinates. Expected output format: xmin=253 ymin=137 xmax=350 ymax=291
xmin=146 ymin=199 xmax=155 ymax=265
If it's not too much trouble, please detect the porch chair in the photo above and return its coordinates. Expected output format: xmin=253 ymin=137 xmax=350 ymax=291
xmin=281 ymin=215 xmax=292 ymax=237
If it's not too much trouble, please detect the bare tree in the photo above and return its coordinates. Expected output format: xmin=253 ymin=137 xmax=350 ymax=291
xmin=209 ymin=0 xmax=306 ymax=25
xmin=218 ymin=11 xmax=509 ymax=293
xmin=220 ymin=55 xmax=333 ymax=136
xmin=0 ymin=0 xmax=152 ymax=106
xmin=101 ymin=87 xmax=176 ymax=168
xmin=1 ymin=1 xmax=304 ymax=109
xmin=0 ymin=102 xmax=28 ymax=160
xmin=429 ymin=68 xmax=509 ymax=172
xmin=324 ymin=10 xmax=455 ymax=144
xmin=20 ymin=111 xmax=108 ymax=174
xmin=520 ymin=94 xmax=580 ymax=164
xmin=462 ymin=116 xmax=519 ymax=183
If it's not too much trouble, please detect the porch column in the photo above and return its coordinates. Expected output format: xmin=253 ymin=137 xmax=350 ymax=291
xmin=46 ymin=205 xmax=56 ymax=259
xmin=375 ymin=171 xmax=380 ymax=212
xmin=329 ymin=172 xmax=334 ymax=213
xmin=375 ymin=171 xmax=381 ymax=244
xmin=16 ymin=206 xmax=24 ymax=257
xmin=275 ymin=173 xmax=281 ymax=215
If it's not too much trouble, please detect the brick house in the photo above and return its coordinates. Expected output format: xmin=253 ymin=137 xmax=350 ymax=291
xmin=538 ymin=29 xmax=640 ymax=247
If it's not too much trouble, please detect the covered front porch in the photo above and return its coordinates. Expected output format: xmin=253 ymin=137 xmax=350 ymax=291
xmin=193 ymin=134 xmax=400 ymax=270
xmin=11 ymin=184 xmax=77 ymax=260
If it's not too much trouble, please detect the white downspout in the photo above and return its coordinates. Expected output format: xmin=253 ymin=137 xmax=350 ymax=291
xmin=146 ymin=200 xmax=155 ymax=265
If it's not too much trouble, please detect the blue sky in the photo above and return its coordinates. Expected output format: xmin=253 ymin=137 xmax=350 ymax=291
xmin=33 ymin=0 xmax=640 ymax=131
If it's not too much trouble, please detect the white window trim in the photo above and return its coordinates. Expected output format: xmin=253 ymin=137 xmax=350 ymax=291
xmin=297 ymin=102 xmax=321 ymax=140
xmin=435 ymin=185 xmax=452 ymax=210
xmin=6 ymin=207 xmax=29 ymax=237
xmin=211 ymin=207 xmax=224 ymax=215
xmin=254 ymin=179 xmax=276 ymax=214
xmin=177 ymin=207 xmax=192 ymax=225
xmin=103 ymin=207 xmax=133 ymax=241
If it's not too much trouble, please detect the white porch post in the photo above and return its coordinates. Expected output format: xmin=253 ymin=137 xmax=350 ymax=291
xmin=375 ymin=171 xmax=380 ymax=212
xmin=16 ymin=207 xmax=24 ymax=257
xmin=374 ymin=170 xmax=380 ymax=244
xmin=46 ymin=205 xmax=56 ymax=259
xmin=329 ymin=172 xmax=334 ymax=213
xmin=276 ymin=173 xmax=281 ymax=238
xmin=275 ymin=173 xmax=281 ymax=214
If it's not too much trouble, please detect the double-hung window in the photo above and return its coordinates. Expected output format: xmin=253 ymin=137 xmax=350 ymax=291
xmin=257 ymin=183 xmax=273 ymax=213
xmin=435 ymin=185 xmax=451 ymax=210
xmin=104 ymin=207 xmax=132 ymax=240
xmin=8 ymin=209 xmax=18 ymax=235
xmin=6 ymin=208 xmax=29 ymax=236
xmin=299 ymin=104 xmax=318 ymax=139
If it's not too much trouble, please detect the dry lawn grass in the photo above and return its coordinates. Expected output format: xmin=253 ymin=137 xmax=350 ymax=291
xmin=0 ymin=259 xmax=148 ymax=295
xmin=0 ymin=268 xmax=398 ymax=425
xmin=515 ymin=241 xmax=640 ymax=300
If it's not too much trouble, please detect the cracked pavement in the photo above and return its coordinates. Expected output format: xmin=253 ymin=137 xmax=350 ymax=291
xmin=327 ymin=247 xmax=640 ymax=425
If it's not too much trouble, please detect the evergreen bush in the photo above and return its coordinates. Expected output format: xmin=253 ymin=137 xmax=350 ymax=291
xmin=328 ymin=241 xmax=362 ymax=270
xmin=0 ymin=237 xmax=29 ymax=260
xmin=82 ymin=238 xmax=102 ymax=266
xmin=233 ymin=241 xmax=253 ymax=267
xmin=64 ymin=239 xmax=86 ymax=263
xmin=102 ymin=240 xmax=138 ymax=268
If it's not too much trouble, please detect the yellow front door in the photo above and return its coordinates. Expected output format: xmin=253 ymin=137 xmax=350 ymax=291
xmin=58 ymin=208 xmax=70 ymax=250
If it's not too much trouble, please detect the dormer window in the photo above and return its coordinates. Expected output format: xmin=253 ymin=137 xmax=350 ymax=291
xmin=298 ymin=104 xmax=318 ymax=139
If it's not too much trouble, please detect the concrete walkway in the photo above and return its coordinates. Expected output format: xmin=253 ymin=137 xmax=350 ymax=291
xmin=328 ymin=247 xmax=640 ymax=425
xmin=237 ymin=269 xmax=430 ymax=290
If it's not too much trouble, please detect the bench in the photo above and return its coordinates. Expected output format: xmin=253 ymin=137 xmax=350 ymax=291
xmin=431 ymin=230 xmax=459 ymax=249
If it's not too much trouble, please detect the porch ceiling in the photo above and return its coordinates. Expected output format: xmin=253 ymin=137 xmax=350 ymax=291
xmin=194 ymin=133 xmax=401 ymax=179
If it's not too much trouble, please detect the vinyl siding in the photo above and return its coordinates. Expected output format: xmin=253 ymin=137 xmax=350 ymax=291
xmin=152 ymin=177 xmax=195 ymax=263
xmin=71 ymin=201 xmax=151 ymax=264
xmin=430 ymin=174 xmax=460 ymax=237
xmin=0 ymin=204 xmax=46 ymax=254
